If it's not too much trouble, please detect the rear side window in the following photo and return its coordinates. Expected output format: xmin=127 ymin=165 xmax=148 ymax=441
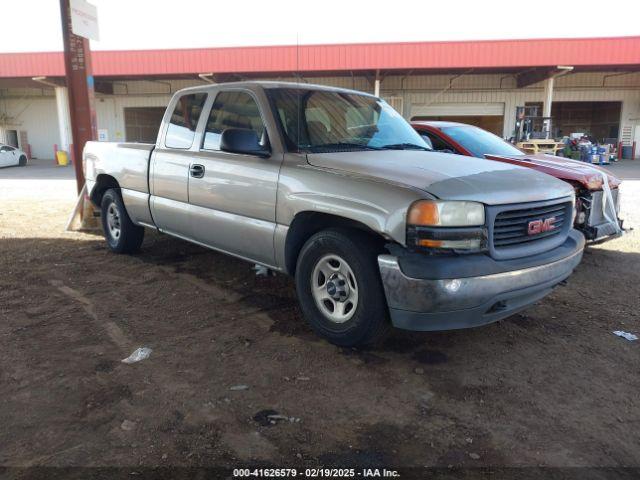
xmin=165 ymin=93 xmax=207 ymax=149
xmin=203 ymin=91 xmax=265 ymax=151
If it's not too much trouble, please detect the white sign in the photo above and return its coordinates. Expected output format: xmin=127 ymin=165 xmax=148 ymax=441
xmin=98 ymin=129 xmax=109 ymax=142
xmin=70 ymin=0 xmax=99 ymax=41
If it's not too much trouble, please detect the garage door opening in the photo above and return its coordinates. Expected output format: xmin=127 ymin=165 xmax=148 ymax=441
xmin=411 ymin=115 xmax=504 ymax=136
xmin=411 ymin=102 xmax=506 ymax=136
xmin=124 ymin=107 xmax=166 ymax=143
xmin=525 ymin=101 xmax=622 ymax=142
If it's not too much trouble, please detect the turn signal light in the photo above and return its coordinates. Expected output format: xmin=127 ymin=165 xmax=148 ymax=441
xmin=417 ymin=238 xmax=482 ymax=250
xmin=408 ymin=202 xmax=439 ymax=226
xmin=417 ymin=239 xmax=443 ymax=248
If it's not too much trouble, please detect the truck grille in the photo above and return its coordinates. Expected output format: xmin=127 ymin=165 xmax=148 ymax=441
xmin=493 ymin=202 xmax=570 ymax=248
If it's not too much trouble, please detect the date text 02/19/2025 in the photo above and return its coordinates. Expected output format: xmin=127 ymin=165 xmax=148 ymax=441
xmin=232 ymin=468 xmax=401 ymax=478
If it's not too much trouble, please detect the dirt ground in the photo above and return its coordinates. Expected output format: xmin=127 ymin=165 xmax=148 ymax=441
xmin=0 ymin=160 xmax=639 ymax=476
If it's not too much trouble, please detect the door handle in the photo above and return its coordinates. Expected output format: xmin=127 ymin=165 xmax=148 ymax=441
xmin=190 ymin=164 xmax=205 ymax=178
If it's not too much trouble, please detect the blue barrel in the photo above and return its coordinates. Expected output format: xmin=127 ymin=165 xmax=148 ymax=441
xmin=580 ymin=145 xmax=590 ymax=162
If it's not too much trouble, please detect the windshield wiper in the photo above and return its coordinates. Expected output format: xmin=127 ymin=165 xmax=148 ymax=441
xmin=380 ymin=143 xmax=431 ymax=151
xmin=308 ymin=142 xmax=381 ymax=152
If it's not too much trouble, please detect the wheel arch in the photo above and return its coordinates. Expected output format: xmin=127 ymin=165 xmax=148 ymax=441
xmin=90 ymin=174 xmax=120 ymax=207
xmin=284 ymin=211 xmax=389 ymax=275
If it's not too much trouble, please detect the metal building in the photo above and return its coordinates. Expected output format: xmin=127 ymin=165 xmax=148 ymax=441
xmin=1 ymin=36 xmax=639 ymax=159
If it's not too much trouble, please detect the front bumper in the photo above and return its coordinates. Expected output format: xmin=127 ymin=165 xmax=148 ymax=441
xmin=378 ymin=230 xmax=585 ymax=331
xmin=580 ymin=189 xmax=623 ymax=243
xmin=583 ymin=219 xmax=624 ymax=244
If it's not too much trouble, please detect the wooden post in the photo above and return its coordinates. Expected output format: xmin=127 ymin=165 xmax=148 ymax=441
xmin=59 ymin=0 xmax=97 ymax=194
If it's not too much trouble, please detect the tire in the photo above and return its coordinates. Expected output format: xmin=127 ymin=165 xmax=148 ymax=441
xmin=18 ymin=155 xmax=27 ymax=167
xmin=100 ymin=188 xmax=144 ymax=254
xmin=295 ymin=228 xmax=390 ymax=347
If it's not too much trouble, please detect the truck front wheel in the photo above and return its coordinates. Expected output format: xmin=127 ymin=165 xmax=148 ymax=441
xmin=295 ymin=228 xmax=390 ymax=347
xmin=100 ymin=188 xmax=144 ymax=254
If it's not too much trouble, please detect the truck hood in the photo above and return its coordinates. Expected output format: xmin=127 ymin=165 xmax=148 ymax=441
xmin=484 ymin=153 xmax=621 ymax=191
xmin=307 ymin=150 xmax=574 ymax=205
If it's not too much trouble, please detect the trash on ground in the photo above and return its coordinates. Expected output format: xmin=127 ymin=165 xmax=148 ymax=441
xmin=613 ymin=331 xmax=638 ymax=341
xmin=253 ymin=409 xmax=278 ymax=426
xmin=267 ymin=413 xmax=301 ymax=423
xmin=253 ymin=264 xmax=274 ymax=277
xmin=267 ymin=414 xmax=289 ymax=421
xmin=121 ymin=347 xmax=153 ymax=364
xmin=253 ymin=409 xmax=300 ymax=426
xmin=229 ymin=384 xmax=249 ymax=391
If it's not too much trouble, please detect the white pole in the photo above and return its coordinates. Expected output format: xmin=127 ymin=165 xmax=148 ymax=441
xmin=54 ymin=86 xmax=72 ymax=152
xmin=542 ymin=77 xmax=554 ymax=138
xmin=543 ymin=76 xmax=554 ymax=118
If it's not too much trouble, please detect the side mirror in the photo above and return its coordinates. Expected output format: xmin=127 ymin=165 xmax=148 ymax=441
xmin=220 ymin=128 xmax=270 ymax=158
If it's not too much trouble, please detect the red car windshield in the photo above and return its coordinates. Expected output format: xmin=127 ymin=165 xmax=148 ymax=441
xmin=441 ymin=126 xmax=523 ymax=158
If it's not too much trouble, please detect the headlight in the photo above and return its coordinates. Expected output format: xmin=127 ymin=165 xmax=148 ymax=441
xmin=407 ymin=200 xmax=486 ymax=252
xmin=408 ymin=200 xmax=485 ymax=227
xmin=584 ymin=174 xmax=604 ymax=190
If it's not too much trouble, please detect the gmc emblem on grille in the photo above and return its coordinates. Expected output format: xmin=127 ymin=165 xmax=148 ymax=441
xmin=528 ymin=217 xmax=556 ymax=235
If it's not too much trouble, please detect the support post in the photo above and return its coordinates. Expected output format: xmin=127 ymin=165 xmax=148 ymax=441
xmin=374 ymin=70 xmax=381 ymax=97
xmin=54 ymin=86 xmax=72 ymax=153
xmin=542 ymin=76 xmax=554 ymax=139
xmin=59 ymin=0 xmax=97 ymax=194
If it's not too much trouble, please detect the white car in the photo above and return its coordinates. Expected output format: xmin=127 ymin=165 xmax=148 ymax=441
xmin=0 ymin=144 xmax=28 ymax=168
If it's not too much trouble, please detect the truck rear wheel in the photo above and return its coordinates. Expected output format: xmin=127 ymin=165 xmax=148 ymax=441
xmin=100 ymin=188 xmax=144 ymax=254
xmin=295 ymin=228 xmax=390 ymax=347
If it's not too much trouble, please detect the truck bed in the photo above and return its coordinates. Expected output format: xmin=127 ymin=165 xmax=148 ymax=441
xmin=83 ymin=141 xmax=156 ymax=227
xmin=83 ymin=141 xmax=155 ymax=195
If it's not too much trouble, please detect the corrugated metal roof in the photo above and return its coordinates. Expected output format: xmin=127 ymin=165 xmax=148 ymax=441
xmin=1 ymin=36 xmax=639 ymax=78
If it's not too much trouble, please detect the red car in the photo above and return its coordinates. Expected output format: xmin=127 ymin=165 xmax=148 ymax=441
xmin=412 ymin=121 xmax=623 ymax=243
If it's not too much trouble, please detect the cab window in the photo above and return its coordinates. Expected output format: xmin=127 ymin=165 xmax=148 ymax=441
xmin=203 ymin=91 xmax=266 ymax=151
xmin=165 ymin=93 xmax=207 ymax=149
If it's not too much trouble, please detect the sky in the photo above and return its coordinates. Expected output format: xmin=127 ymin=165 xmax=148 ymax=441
xmin=0 ymin=0 xmax=639 ymax=53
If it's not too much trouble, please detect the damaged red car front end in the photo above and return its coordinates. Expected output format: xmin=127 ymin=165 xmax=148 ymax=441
xmin=412 ymin=121 xmax=623 ymax=243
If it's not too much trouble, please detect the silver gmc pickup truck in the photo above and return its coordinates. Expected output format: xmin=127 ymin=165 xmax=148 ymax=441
xmin=84 ymin=81 xmax=585 ymax=346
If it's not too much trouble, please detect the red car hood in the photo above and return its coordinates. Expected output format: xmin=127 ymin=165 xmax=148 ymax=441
xmin=484 ymin=153 xmax=621 ymax=191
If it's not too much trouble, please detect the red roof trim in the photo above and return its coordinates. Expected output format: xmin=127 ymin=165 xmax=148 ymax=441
xmin=1 ymin=36 xmax=639 ymax=78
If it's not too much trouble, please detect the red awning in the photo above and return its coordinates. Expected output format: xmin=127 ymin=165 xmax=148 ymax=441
xmin=1 ymin=36 xmax=639 ymax=78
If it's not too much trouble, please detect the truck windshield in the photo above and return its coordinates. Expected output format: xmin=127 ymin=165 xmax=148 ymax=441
xmin=441 ymin=125 xmax=524 ymax=158
xmin=268 ymin=88 xmax=430 ymax=153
